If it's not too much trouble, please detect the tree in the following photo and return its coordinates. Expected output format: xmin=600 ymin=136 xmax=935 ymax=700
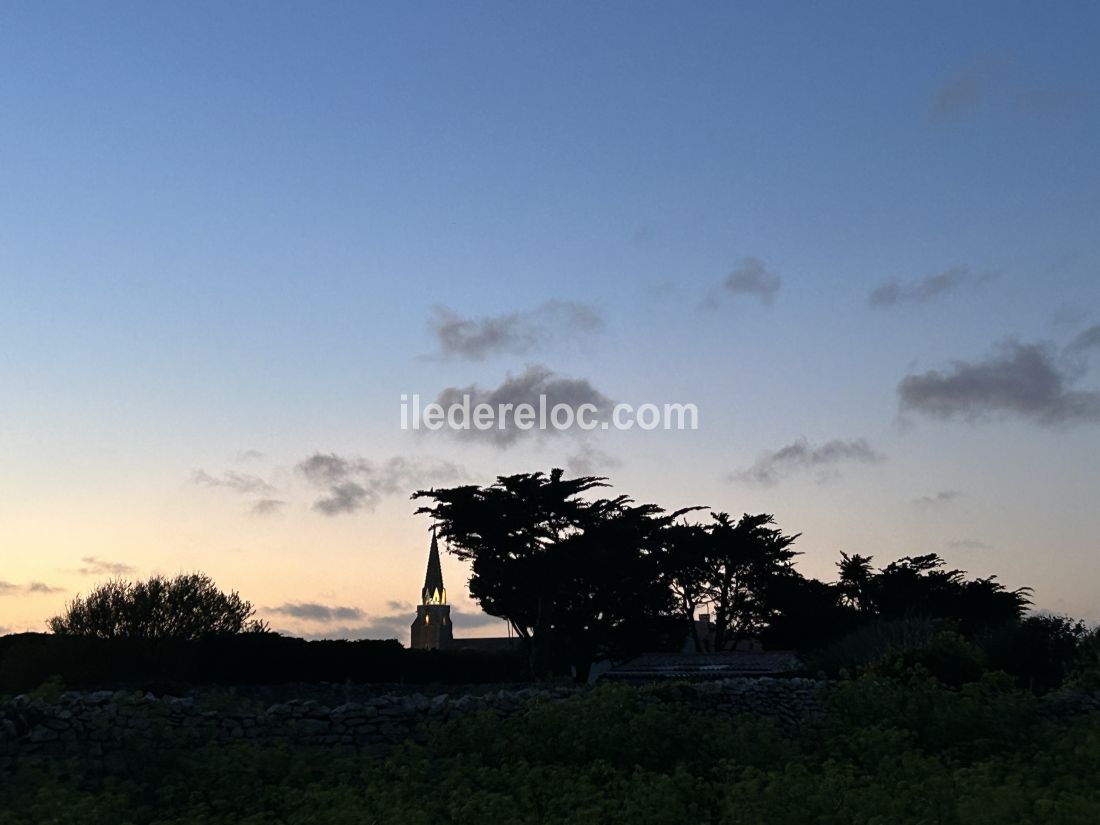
xmin=837 ymin=552 xmax=875 ymax=612
xmin=48 ymin=573 xmax=267 ymax=639
xmin=414 ymin=469 xmax=696 ymax=680
xmin=664 ymin=512 xmax=800 ymax=651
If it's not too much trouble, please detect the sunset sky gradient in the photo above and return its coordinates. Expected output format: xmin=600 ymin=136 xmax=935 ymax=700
xmin=2 ymin=2 xmax=1099 ymax=639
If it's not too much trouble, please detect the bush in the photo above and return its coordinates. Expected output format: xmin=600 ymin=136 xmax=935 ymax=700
xmin=48 ymin=573 xmax=265 ymax=639
xmin=802 ymin=615 xmax=940 ymax=677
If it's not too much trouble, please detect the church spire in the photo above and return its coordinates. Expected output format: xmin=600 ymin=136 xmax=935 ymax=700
xmin=422 ymin=527 xmax=446 ymax=605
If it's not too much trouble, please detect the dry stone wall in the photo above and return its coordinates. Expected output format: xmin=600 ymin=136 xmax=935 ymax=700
xmin=0 ymin=677 xmax=824 ymax=770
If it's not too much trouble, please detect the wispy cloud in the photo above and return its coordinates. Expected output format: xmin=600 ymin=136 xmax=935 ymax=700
xmin=947 ymin=538 xmax=992 ymax=551
xmin=430 ymin=301 xmax=604 ymax=360
xmin=733 ymin=437 xmax=884 ymax=485
xmin=1067 ymin=323 xmax=1100 ymax=354
xmin=77 ymin=556 xmax=136 ymax=577
xmin=27 ymin=582 xmax=65 ymax=594
xmin=297 ymin=454 xmax=464 ymax=515
xmin=191 ymin=469 xmax=277 ymax=496
xmin=898 ymin=339 xmax=1100 ymax=426
xmin=266 ymin=602 xmax=365 ymax=622
xmin=868 ymin=267 xmax=992 ymax=308
xmin=722 ymin=257 xmax=782 ymax=304
xmin=430 ymin=365 xmax=612 ymax=447
xmin=250 ymin=498 xmax=287 ymax=517
xmin=565 ymin=444 xmax=621 ymax=476
xmin=0 ymin=581 xmax=66 ymax=596
xmin=914 ymin=490 xmax=965 ymax=508
xmin=931 ymin=57 xmax=996 ymax=121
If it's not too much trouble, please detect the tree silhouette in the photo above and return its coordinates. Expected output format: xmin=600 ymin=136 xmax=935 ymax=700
xmin=414 ymin=469 xmax=695 ymax=680
xmin=664 ymin=512 xmax=800 ymax=650
xmin=48 ymin=573 xmax=267 ymax=639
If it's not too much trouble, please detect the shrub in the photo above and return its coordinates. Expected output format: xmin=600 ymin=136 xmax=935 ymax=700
xmin=48 ymin=573 xmax=266 ymax=640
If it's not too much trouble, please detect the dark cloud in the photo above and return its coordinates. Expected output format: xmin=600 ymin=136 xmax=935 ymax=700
xmin=1067 ymin=323 xmax=1100 ymax=354
xmin=297 ymin=454 xmax=464 ymax=515
xmin=868 ymin=267 xmax=991 ymax=308
xmin=430 ymin=365 xmax=613 ymax=447
xmin=430 ymin=301 xmax=604 ymax=360
xmin=723 ymin=257 xmax=781 ymax=304
xmin=250 ymin=498 xmax=287 ymax=516
xmin=898 ymin=339 xmax=1100 ymax=426
xmin=234 ymin=449 xmax=266 ymax=463
xmin=266 ymin=602 xmax=365 ymax=622
xmin=78 ymin=556 xmax=136 ymax=577
xmin=733 ymin=438 xmax=884 ymax=486
xmin=0 ymin=582 xmax=20 ymax=595
xmin=915 ymin=490 xmax=965 ymax=508
xmin=386 ymin=600 xmax=412 ymax=612
xmin=191 ymin=469 xmax=276 ymax=496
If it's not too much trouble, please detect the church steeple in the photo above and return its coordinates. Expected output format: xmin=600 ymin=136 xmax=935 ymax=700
xmin=410 ymin=527 xmax=453 ymax=650
xmin=422 ymin=528 xmax=446 ymax=605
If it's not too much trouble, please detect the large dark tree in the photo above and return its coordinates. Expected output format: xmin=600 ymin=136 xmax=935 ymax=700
xmin=665 ymin=512 xmax=800 ymax=651
xmin=48 ymin=573 xmax=266 ymax=639
xmin=414 ymin=469 xmax=695 ymax=680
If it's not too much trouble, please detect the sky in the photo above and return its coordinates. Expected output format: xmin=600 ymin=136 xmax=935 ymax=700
xmin=1 ymin=1 xmax=1099 ymax=640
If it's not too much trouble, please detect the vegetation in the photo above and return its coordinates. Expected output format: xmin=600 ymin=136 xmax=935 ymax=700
xmin=0 ymin=634 xmax=524 ymax=695
xmin=48 ymin=573 xmax=267 ymax=640
xmin=3 ymin=674 xmax=1100 ymax=824
xmin=416 ymin=469 xmax=1034 ymax=681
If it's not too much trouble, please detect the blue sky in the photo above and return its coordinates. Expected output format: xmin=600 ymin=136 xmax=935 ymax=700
xmin=1 ymin=2 xmax=1098 ymax=637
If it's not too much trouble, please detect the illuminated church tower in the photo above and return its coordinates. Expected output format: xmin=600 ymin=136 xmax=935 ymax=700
xmin=410 ymin=529 xmax=453 ymax=650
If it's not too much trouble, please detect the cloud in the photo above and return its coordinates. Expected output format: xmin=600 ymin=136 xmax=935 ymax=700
xmin=430 ymin=301 xmax=604 ymax=360
xmin=565 ymin=444 xmax=621 ymax=476
xmin=191 ymin=469 xmax=276 ymax=496
xmin=266 ymin=602 xmax=365 ymax=622
xmin=722 ymin=257 xmax=781 ymax=304
xmin=733 ymin=437 xmax=884 ymax=486
xmin=234 ymin=449 xmax=266 ymax=463
xmin=898 ymin=339 xmax=1100 ymax=426
xmin=386 ymin=600 xmax=413 ymax=612
xmin=77 ymin=556 xmax=136 ymax=577
xmin=1067 ymin=323 xmax=1100 ymax=354
xmin=297 ymin=453 xmax=464 ymax=515
xmin=295 ymin=613 xmax=411 ymax=641
xmin=0 ymin=581 xmax=65 ymax=596
xmin=429 ymin=365 xmax=613 ymax=447
xmin=27 ymin=582 xmax=65 ymax=594
xmin=947 ymin=538 xmax=992 ymax=551
xmin=250 ymin=498 xmax=287 ymax=516
xmin=931 ymin=59 xmax=995 ymax=120
xmin=868 ymin=267 xmax=991 ymax=308
xmin=914 ymin=490 xmax=965 ymax=508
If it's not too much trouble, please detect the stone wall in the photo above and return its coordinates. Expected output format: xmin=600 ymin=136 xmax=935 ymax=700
xmin=0 ymin=677 xmax=824 ymax=770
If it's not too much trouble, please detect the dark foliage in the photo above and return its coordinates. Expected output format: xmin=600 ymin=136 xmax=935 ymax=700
xmin=0 ymin=633 xmax=525 ymax=694
xmin=48 ymin=574 xmax=266 ymax=640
